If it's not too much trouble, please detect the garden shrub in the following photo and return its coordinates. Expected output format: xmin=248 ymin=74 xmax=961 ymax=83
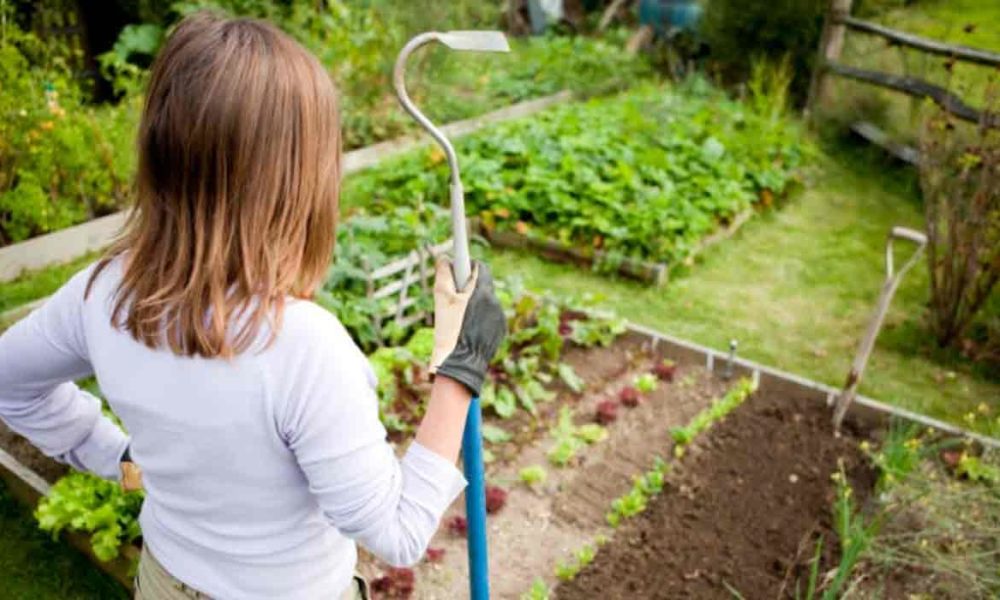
xmin=0 ymin=14 xmax=138 ymax=244
xmin=701 ymin=0 xmax=825 ymax=102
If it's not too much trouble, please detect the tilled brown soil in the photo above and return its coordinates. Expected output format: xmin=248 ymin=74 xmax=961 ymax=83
xmin=556 ymin=387 xmax=876 ymax=600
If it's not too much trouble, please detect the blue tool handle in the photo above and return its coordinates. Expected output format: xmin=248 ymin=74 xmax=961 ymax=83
xmin=461 ymin=397 xmax=490 ymax=600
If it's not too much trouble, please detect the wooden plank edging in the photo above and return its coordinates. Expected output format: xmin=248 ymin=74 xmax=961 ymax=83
xmin=472 ymin=219 xmax=668 ymax=285
xmin=0 ymin=213 xmax=127 ymax=282
xmin=0 ymin=92 xmax=574 ymax=283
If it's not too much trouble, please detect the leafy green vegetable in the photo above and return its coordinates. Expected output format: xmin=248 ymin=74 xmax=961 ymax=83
xmin=575 ymin=424 xmax=609 ymax=444
xmin=519 ymin=465 xmax=548 ymax=487
xmin=522 ymin=578 xmax=550 ymax=600
xmin=634 ymin=373 xmax=659 ymax=394
xmin=482 ymin=424 xmax=513 ymax=445
xmin=547 ymin=406 xmax=608 ymax=467
xmin=344 ymin=82 xmax=810 ymax=268
xmin=670 ymin=377 xmax=757 ymax=457
xmin=557 ymin=363 xmax=585 ymax=393
xmin=35 ymin=472 xmax=143 ymax=562
xmin=403 ymin=328 xmax=435 ymax=362
xmin=555 ymin=542 xmax=597 ymax=581
xmin=606 ymin=457 xmax=669 ymax=527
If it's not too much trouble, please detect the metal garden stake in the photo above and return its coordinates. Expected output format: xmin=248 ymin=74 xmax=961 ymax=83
xmin=394 ymin=31 xmax=510 ymax=600
xmin=832 ymin=226 xmax=927 ymax=430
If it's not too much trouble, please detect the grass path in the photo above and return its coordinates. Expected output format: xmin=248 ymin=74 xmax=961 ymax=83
xmin=487 ymin=147 xmax=999 ymax=434
xmin=0 ymin=482 xmax=127 ymax=599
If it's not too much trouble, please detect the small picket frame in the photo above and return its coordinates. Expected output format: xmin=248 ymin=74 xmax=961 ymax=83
xmin=364 ymin=239 xmax=453 ymax=345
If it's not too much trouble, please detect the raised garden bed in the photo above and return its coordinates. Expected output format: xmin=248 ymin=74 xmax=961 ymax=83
xmin=1 ymin=315 xmax=996 ymax=598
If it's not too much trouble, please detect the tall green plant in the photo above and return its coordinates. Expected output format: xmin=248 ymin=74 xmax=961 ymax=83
xmin=702 ymin=0 xmax=825 ymax=102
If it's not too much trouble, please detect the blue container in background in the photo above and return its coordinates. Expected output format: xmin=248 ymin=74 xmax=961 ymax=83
xmin=639 ymin=0 xmax=703 ymax=35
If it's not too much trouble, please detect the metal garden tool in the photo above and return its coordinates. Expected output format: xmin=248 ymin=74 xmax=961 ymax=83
xmin=832 ymin=226 xmax=927 ymax=430
xmin=394 ymin=30 xmax=510 ymax=600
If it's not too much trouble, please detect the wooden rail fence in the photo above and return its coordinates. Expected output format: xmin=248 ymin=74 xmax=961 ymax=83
xmin=806 ymin=0 xmax=1000 ymax=143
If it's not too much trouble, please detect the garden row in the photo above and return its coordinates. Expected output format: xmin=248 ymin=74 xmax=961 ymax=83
xmin=0 ymin=0 xmax=651 ymax=246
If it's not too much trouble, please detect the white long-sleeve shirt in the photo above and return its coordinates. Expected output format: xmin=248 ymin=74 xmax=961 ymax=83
xmin=0 ymin=259 xmax=466 ymax=599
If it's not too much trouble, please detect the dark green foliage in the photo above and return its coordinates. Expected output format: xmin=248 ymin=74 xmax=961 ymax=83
xmin=701 ymin=0 xmax=825 ymax=101
xmin=0 ymin=12 xmax=137 ymax=245
xmin=0 ymin=481 xmax=128 ymax=599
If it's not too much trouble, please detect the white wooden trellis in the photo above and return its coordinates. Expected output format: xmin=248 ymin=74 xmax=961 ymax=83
xmin=366 ymin=239 xmax=454 ymax=345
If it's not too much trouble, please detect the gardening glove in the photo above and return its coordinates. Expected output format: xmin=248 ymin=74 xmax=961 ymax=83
xmin=429 ymin=259 xmax=506 ymax=396
xmin=119 ymin=445 xmax=143 ymax=492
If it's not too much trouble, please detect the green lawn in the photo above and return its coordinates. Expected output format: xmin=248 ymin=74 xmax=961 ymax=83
xmin=487 ymin=144 xmax=999 ymax=436
xmin=0 ymin=482 xmax=127 ymax=600
xmin=0 ymin=253 xmax=97 ymax=314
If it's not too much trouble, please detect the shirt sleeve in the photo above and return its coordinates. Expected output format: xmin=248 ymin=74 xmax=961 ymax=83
xmin=277 ymin=311 xmax=466 ymax=567
xmin=0 ymin=266 xmax=129 ymax=480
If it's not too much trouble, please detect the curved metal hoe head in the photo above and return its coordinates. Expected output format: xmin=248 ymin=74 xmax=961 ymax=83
xmin=437 ymin=30 xmax=510 ymax=53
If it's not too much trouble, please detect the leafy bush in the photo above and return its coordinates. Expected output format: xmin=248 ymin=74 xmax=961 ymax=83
xmin=701 ymin=0 xmax=825 ymax=101
xmin=0 ymin=16 xmax=138 ymax=244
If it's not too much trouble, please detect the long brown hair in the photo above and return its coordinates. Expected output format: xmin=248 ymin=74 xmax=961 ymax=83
xmin=89 ymin=12 xmax=340 ymax=358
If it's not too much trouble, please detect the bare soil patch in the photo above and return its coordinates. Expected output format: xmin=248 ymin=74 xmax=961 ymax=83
xmin=556 ymin=387 xmax=876 ymax=599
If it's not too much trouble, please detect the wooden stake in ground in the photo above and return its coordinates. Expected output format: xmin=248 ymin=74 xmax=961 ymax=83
xmin=598 ymin=0 xmax=633 ymax=32
xmin=805 ymin=0 xmax=854 ymax=120
xmin=832 ymin=226 xmax=927 ymax=430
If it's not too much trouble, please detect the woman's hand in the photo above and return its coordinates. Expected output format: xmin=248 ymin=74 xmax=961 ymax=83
xmin=416 ymin=260 xmax=506 ymax=462
xmin=428 ymin=260 xmax=506 ymax=396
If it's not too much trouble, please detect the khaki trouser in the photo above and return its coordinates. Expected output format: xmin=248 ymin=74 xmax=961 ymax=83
xmin=135 ymin=546 xmax=368 ymax=600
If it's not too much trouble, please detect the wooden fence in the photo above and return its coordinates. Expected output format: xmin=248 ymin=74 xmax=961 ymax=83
xmin=806 ymin=0 xmax=1000 ymax=157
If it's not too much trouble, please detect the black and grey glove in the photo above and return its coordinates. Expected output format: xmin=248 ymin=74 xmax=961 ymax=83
xmin=428 ymin=259 xmax=507 ymax=395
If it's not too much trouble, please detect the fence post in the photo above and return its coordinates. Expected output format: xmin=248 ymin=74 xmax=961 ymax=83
xmin=805 ymin=0 xmax=854 ymax=120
